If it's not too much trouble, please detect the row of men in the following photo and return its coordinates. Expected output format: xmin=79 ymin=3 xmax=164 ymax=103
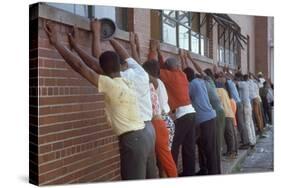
xmin=43 ymin=18 xmax=273 ymax=179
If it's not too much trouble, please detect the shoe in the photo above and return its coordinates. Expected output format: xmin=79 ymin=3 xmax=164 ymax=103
xmin=223 ymin=152 xmax=230 ymax=156
xmin=250 ymin=144 xmax=256 ymax=149
xmin=224 ymin=152 xmax=236 ymax=160
xmin=260 ymin=134 xmax=266 ymax=138
xmin=196 ymin=169 xmax=208 ymax=175
xmin=239 ymin=144 xmax=250 ymax=150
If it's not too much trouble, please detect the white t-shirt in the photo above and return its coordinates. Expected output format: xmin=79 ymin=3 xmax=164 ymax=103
xmin=175 ymin=105 xmax=196 ymax=119
xmin=156 ymin=79 xmax=170 ymax=114
xmin=258 ymin=77 xmax=266 ymax=88
xmin=249 ymin=79 xmax=260 ymax=100
xmin=121 ymin=58 xmax=153 ymax=121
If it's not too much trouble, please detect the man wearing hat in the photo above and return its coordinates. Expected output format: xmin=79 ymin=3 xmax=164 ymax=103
xmin=257 ymin=72 xmax=266 ymax=88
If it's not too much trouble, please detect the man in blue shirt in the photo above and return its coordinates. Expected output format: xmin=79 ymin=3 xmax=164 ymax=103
xmin=184 ymin=67 xmax=218 ymax=175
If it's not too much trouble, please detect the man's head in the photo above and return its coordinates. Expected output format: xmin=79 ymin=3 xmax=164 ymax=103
xmin=142 ymin=59 xmax=160 ymax=78
xmin=243 ymin=74 xmax=249 ymax=81
xmin=234 ymin=72 xmax=243 ymax=81
xmin=204 ymin=68 xmax=215 ymax=80
xmin=99 ymin=51 xmax=121 ymax=76
xmin=258 ymin=72 xmax=263 ymax=78
xmin=165 ymin=57 xmax=179 ymax=70
xmin=183 ymin=67 xmax=195 ymax=82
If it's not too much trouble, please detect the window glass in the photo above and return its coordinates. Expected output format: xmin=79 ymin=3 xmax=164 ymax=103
xmin=178 ymin=11 xmax=190 ymax=25
xmin=179 ymin=26 xmax=189 ymax=50
xmin=163 ymin=10 xmax=176 ymax=19
xmin=219 ymin=46 xmax=224 ymax=64
xmin=75 ymin=5 xmax=88 ymax=16
xmin=200 ymin=36 xmax=205 ymax=56
xmin=94 ymin=6 xmax=116 ymax=21
xmin=47 ymin=3 xmax=75 ymax=13
xmin=191 ymin=31 xmax=199 ymax=53
xmin=163 ymin=17 xmax=177 ymax=46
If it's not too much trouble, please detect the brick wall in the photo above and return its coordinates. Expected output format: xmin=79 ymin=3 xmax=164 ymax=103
xmin=30 ymin=16 xmax=128 ymax=185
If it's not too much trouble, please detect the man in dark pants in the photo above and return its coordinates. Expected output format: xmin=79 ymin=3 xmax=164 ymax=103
xmin=147 ymin=41 xmax=196 ymax=176
xmin=183 ymin=50 xmax=224 ymax=174
xmin=44 ymin=21 xmax=156 ymax=180
xmin=184 ymin=67 xmax=218 ymax=175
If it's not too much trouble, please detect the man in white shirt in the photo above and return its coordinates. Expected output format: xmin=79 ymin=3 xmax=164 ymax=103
xmin=257 ymin=72 xmax=266 ymax=88
xmin=107 ymin=33 xmax=156 ymax=178
xmin=249 ymin=75 xmax=265 ymax=135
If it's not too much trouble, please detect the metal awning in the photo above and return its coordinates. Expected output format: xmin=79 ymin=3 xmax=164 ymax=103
xmin=209 ymin=13 xmax=248 ymax=48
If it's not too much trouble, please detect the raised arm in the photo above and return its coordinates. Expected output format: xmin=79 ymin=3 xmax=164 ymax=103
xmin=179 ymin=49 xmax=188 ymax=70
xmin=91 ymin=19 xmax=102 ymax=59
xmin=44 ymin=22 xmax=99 ymax=86
xmin=148 ymin=40 xmax=166 ymax=68
xmin=249 ymin=72 xmax=259 ymax=81
xmin=129 ymin=32 xmax=141 ymax=63
xmin=68 ymin=26 xmax=104 ymax=74
xmin=185 ymin=51 xmax=204 ymax=75
xmin=109 ymin=38 xmax=130 ymax=62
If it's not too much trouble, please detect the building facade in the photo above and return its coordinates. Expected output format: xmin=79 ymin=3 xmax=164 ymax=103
xmin=29 ymin=2 xmax=274 ymax=185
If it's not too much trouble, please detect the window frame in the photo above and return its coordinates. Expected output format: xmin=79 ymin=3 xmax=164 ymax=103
xmin=45 ymin=2 xmax=129 ymax=31
xmin=217 ymin=24 xmax=240 ymax=68
xmin=161 ymin=10 xmax=209 ymax=57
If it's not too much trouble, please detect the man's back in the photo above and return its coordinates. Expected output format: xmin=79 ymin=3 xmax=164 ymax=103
xmin=189 ymin=78 xmax=216 ymax=124
xmin=160 ymin=69 xmax=190 ymax=111
xmin=98 ymin=75 xmax=145 ymax=136
xmin=237 ymin=81 xmax=251 ymax=105
xmin=121 ymin=58 xmax=153 ymax=122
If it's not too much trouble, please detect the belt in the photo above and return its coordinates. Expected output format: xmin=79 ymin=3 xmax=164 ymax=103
xmin=118 ymin=129 xmax=142 ymax=140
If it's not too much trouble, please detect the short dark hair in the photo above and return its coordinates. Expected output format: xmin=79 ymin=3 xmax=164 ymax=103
xmin=99 ymin=51 xmax=120 ymax=75
xmin=183 ymin=67 xmax=195 ymax=82
xmin=204 ymin=68 xmax=215 ymax=80
xmin=142 ymin=59 xmax=160 ymax=78
xmin=243 ymin=74 xmax=249 ymax=81
xmin=235 ymin=72 xmax=243 ymax=81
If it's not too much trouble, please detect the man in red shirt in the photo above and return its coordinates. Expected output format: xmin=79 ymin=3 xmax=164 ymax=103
xmin=147 ymin=40 xmax=196 ymax=176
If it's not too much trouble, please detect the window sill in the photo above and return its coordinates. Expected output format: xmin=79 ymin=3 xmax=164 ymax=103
xmin=160 ymin=42 xmax=213 ymax=64
xmin=32 ymin=3 xmax=130 ymax=42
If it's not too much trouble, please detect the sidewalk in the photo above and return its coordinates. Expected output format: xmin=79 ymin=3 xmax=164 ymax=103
xmin=223 ymin=125 xmax=273 ymax=174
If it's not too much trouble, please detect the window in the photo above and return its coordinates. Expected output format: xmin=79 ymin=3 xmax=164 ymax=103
xmin=218 ymin=25 xmax=240 ymax=68
xmin=161 ymin=10 xmax=209 ymax=56
xmin=46 ymin=3 xmax=128 ymax=31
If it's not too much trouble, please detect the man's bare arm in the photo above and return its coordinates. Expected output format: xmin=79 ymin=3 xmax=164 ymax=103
xmin=129 ymin=32 xmax=141 ymax=63
xmin=109 ymin=39 xmax=130 ymax=61
xmin=185 ymin=51 xmax=204 ymax=75
xmin=44 ymin=22 xmax=99 ymax=87
xmin=91 ymin=19 xmax=102 ymax=59
xmin=68 ymin=27 xmax=104 ymax=74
